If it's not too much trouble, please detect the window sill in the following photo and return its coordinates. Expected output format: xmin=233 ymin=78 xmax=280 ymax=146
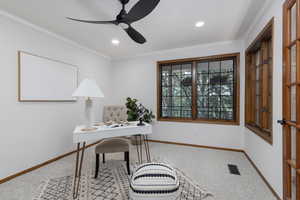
xmin=245 ymin=124 xmax=273 ymax=145
xmin=157 ymin=117 xmax=240 ymax=126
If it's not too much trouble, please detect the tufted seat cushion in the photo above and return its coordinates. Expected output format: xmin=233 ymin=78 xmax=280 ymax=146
xmin=130 ymin=163 xmax=180 ymax=200
xmin=103 ymin=105 xmax=127 ymax=123
xmin=95 ymin=138 xmax=129 ymax=154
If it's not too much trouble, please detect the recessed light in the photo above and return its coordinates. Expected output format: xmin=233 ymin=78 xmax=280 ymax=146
xmin=112 ymin=39 xmax=120 ymax=45
xmin=195 ymin=21 xmax=205 ymax=28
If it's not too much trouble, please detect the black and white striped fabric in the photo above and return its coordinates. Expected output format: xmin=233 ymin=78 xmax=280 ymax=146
xmin=130 ymin=163 xmax=180 ymax=200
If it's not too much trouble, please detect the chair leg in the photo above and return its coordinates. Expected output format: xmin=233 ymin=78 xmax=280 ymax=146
xmin=125 ymin=151 xmax=130 ymax=175
xmin=94 ymin=153 xmax=99 ymax=179
xmin=103 ymin=153 xmax=105 ymax=164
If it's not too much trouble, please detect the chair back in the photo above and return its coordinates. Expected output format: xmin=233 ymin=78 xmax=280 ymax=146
xmin=103 ymin=105 xmax=127 ymax=123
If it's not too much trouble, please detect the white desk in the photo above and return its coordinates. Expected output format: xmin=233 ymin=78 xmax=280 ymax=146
xmin=73 ymin=122 xmax=152 ymax=143
xmin=72 ymin=121 xmax=152 ymax=199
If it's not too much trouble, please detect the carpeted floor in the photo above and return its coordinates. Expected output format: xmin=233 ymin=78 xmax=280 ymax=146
xmin=0 ymin=143 xmax=278 ymax=200
xmin=32 ymin=160 xmax=212 ymax=200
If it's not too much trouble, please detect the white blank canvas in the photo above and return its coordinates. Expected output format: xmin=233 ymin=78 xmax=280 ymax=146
xmin=19 ymin=51 xmax=78 ymax=101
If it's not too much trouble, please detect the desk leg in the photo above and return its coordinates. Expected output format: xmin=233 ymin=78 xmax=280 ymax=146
xmin=72 ymin=142 xmax=86 ymax=199
xmin=144 ymin=135 xmax=151 ymax=162
xmin=139 ymin=135 xmax=143 ymax=163
xmin=135 ymin=135 xmax=141 ymax=164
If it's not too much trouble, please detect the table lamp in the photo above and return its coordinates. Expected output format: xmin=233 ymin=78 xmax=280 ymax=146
xmin=72 ymin=79 xmax=104 ymax=131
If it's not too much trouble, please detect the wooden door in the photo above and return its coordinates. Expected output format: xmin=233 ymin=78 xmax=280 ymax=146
xmin=282 ymin=0 xmax=300 ymax=199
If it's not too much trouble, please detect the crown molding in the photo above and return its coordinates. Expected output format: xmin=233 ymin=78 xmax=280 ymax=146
xmin=0 ymin=9 xmax=111 ymax=60
xmin=112 ymin=40 xmax=243 ymax=62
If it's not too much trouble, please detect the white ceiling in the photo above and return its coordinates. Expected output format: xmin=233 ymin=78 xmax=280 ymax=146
xmin=0 ymin=0 xmax=268 ymax=59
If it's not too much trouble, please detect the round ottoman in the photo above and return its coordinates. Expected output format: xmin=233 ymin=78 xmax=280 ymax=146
xmin=129 ymin=163 xmax=180 ymax=200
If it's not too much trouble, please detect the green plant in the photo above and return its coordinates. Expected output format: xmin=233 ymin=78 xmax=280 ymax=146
xmin=125 ymin=97 xmax=155 ymax=123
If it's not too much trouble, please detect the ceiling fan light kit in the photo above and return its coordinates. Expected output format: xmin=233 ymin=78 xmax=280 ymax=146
xmin=67 ymin=0 xmax=160 ymax=44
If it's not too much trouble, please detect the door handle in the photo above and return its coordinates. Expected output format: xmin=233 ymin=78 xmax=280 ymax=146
xmin=277 ymin=119 xmax=286 ymax=125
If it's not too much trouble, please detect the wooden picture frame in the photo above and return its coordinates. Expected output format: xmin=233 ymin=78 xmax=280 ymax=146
xmin=18 ymin=51 xmax=78 ymax=102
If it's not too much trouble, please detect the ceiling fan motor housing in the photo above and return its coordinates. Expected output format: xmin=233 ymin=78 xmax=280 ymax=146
xmin=116 ymin=9 xmax=128 ymax=22
xmin=119 ymin=0 xmax=130 ymax=5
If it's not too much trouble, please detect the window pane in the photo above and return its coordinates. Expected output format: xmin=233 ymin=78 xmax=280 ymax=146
xmin=197 ymin=73 xmax=209 ymax=84
xmin=197 ymin=96 xmax=209 ymax=107
xmin=182 ymin=107 xmax=192 ymax=118
xmin=162 ymin=65 xmax=171 ymax=76
xmin=181 ymin=75 xmax=192 ymax=87
xmin=291 ymin=3 xmax=297 ymax=42
xmin=291 ymin=45 xmax=296 ymax=83
xmin=196 ymin=59 xmax=235 ymax=120
xmin=209 ymin=61 xmax=220 ymax=73
xmin=162 ymin=87 xmax=171 ymax=97
xmin=197 ymin=62 xmax=209 ymax=73
xmin=291 ymin=86 xmax=296 ymax=121
xmin=221 ymin=96 xmax=233 ymax=108
xmin=221 ymin=107 xmax=233 ymax=112
xmin=162 ymin=107 xmax=171 ymax=117
xmin=209 ymin=73 xmax=221 ymax=84
xmin=172 ymin=65 xmax=181 ymax=76
xmin=172 ymin=77 xmax=180 ymax=87
xmin=209 ymin=95 xmax=221 ymax=108
xmin=221 ymin=60 xmax=233 ymax=72
xmin=162 ymin=97 xmax=171 ymax=107
xmin=256 ymin=51 xmax=260 ymax=66
xmin=172 ymin=108 xmax=181 ymax=117
xmin=172 ymin=86 xmax=181 ymax=96
xmin=182 ymin=86 xmax=192 ymax=96
xmin=221 ymin=84 xmax=233 ymax=96
xmin=209 ymin=85 xmax=221 ymax=95
xmin=182 ymin=97 xmax=192 ymax=107
xmin=220 ymin=73 xmax=233 ymax=84
xmin=172 ymin=97 xmax=181 ymax=107
xmin=198 ymin=108 xmax=209 ymax=118
xmin=182 ymin=64 xmax=192 ymax=75
xmin=160 ymin=63 xmax=192 ymax=118
xmin=255 ymin=95 xmax=260 ymax=126
xmin=221 ymin=112 xmax=233 ymax=120
xmin=197 ymin=85 xmax=209 ymax=96
xmin=161 ymin=75 xmax=170 ymax=87
xmin=256 ymin=81 xmax=260 ymax=95
xmin=209 ymin=109 xmax=220 ymax=119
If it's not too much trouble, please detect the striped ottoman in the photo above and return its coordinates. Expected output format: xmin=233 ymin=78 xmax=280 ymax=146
xmin=129 ymin=163 xmax=180 ymax=200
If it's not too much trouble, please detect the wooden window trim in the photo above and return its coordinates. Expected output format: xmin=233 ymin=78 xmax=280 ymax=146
xmin=156 ymin=53 xmax=240 ymax=126
xmin=245 ymin=18 xmax=274 ymax=144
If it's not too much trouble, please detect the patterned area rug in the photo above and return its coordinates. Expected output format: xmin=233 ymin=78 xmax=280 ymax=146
xmin=33 ymin=161 xmax=213 ymax=200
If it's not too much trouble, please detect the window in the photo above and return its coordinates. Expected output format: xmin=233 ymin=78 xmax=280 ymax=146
xmin=245 ymin=18 xmax=273 ymax=144
xmin=157 ymin=53 xmax=240 ymax=125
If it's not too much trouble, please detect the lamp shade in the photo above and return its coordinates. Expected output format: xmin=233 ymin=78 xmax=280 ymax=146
xmin=72 ymin=79 xmax=104 ymax=98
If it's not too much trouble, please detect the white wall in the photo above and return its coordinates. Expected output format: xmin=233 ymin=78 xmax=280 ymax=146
xmin=242 ymin=0 xmax=284 ymax=197
xmin=111 ymin=41 xmax=245 ymax=150
xmin=0 ymin=13 xmax=112 ymax=179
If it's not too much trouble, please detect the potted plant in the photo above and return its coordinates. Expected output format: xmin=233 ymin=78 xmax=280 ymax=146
xmin=125 ymin=97 xmax=155 ymax=145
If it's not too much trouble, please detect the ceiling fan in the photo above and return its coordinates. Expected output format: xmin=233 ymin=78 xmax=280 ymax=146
xmin=67 ymin=0 xmax=160 ymax=44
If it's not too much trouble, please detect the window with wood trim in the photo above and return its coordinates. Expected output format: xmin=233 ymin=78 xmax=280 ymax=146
xmin=157 ymin=53 xmax=240 ymax=125
xmin=245 ymin=18 xmax=273 ymax=144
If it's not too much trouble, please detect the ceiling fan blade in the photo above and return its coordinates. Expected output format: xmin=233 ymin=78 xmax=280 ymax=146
xmin=124 ymin=26 xmax=146 ymax=44
xmin=125 ymin=0 xmax=160 ymax=22
xmin=67 ymin=17 xmax=118 ymax=25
